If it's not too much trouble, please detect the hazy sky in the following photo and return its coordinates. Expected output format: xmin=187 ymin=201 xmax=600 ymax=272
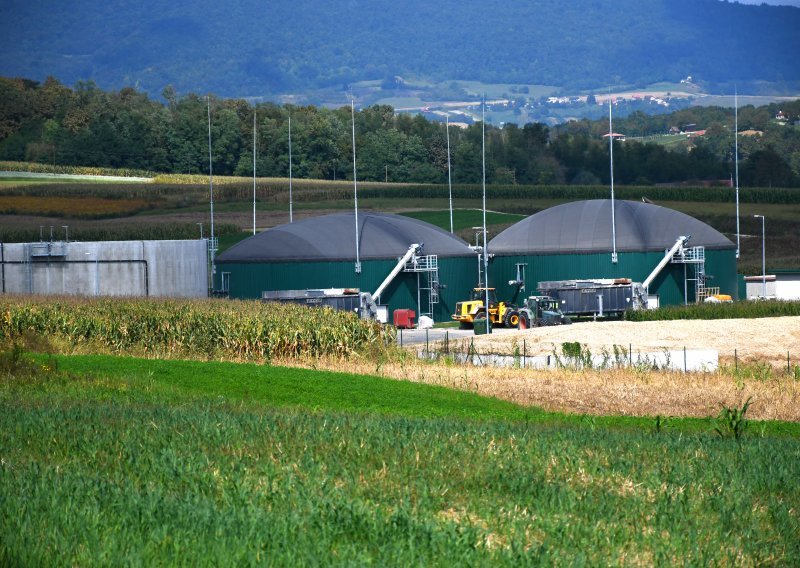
xmin=729 ymin=0 xmax=800 ymax=6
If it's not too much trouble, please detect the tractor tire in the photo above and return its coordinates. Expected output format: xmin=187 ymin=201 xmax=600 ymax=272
xmin=519 ymin=311 xmax=531 ymax=330
xmin=503 ymin=310 xmax=520 ymax=328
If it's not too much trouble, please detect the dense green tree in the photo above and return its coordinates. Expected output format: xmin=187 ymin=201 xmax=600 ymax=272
xmin=742 ymin=146 xmax=795 ymax=187
xmin=0 ymin=77 xmax=797 ymax=187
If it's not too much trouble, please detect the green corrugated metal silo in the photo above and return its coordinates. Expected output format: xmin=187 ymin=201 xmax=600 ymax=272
xmin=488 ymin=199 xmax=737 ymax=307
xmin=215 ymin=212 xmax=478 ymax=321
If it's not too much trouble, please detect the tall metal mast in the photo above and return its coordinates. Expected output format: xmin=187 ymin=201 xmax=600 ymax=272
xmin=252 ymin=110 xmax=257 ymax=235
xmin=482 ymin=97 xmax=491 ymax=333
xmin=288 ymin=113 xmax=293 ymax=223
xmin=207 ymin=96 xmax=216 ymax=286
xmin=446 ymin=115 xmax=454 ymax=233
xmin=351 ymin=98 xmax=361 ymax=273
xmin=608 ymin=96 xmax=618 ymax=264
xmin=735 ymin=89 xmax=740 ymax=258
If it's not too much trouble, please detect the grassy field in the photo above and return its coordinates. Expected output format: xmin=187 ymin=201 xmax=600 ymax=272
xmin=401 ymin=209 xmax=526 ymax=232
xmin=1 ymin=351 xmax=799 ymax=565
xmin=0 ymin=195 xmax=151 ymax=217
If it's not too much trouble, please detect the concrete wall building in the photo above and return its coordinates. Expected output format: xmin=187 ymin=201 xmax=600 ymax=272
xmin=215 ymin=212 xmax=479 ymax=321
xmin=0 ymin=240 xmax=208 ymax=297
xmin=487 ymin=199 xmax=738 ymax=306
xmin=744 ymin=270 xmax=800 ymax=300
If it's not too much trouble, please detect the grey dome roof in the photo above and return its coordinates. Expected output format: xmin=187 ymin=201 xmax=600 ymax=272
xmin=489 ymin=199 xmax=735 ymax=255
xmin=216 ymin=212 xmax=475 ymax=263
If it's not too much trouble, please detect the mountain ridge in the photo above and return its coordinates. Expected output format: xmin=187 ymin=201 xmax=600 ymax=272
xmin=1 ymin=0 xmax=799 ymax=99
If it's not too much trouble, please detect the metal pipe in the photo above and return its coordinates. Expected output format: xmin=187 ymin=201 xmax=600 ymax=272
xmin=1 ymin=241 xmax=5 ymax=294
xmin=373 ymin=244 xmax=419 ymax=301
xmin=141 ymin=240 xmax=149 ymax=297
xmin=642 ymin=236 xmax=689 ymax=290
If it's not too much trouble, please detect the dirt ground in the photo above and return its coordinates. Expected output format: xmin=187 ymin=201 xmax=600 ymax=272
xmin=363 ymin=316 xmax=800 ymax=422
xmin=467 ymin=316 xmax=800 ymax=366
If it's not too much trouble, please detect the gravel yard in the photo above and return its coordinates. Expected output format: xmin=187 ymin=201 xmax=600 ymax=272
xmin=466 ymin=316 xmax=800 ymax=365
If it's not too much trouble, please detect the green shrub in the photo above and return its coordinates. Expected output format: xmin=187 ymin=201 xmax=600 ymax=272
xmin=714 ymin=397 xmax=752 ymax=440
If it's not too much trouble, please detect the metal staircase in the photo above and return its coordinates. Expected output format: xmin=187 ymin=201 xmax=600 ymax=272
xmin=404 ymin=254 xmax=440 ymax=319
xmin=670 ymin=245 xmax=706 ymax=303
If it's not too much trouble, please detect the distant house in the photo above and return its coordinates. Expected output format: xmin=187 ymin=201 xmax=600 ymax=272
xmin=776 ymin=110 xmax=787 ymax=122
xmin=739 ymin=129 xmax=763 ymax=137
xmin=602 ymin=132 xmax=626 ymax=142
xmin=682 ymin=123 xmax=698 ymax=133
xmin=669 ymin=126 xmax=681 ymax=135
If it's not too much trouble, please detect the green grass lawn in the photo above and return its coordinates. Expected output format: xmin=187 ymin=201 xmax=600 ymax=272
xmin=2 ymin=353 xmax=799 ymax=565
xmin=47 ymin=355 xmax=532 ymax=422
xmin=0 ymin=178 xmax=55 ymax=187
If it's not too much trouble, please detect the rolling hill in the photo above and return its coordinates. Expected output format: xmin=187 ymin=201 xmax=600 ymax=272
xmin=1 ymin=0 xmax=799 ymax=99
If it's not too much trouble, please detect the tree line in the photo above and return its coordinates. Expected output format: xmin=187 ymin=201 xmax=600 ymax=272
xmin=1 ymin=76 xmax=798 ymax=187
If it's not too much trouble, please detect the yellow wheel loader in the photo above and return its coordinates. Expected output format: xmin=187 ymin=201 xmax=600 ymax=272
xmin=451 ymin=288 xmax=520 ymax=329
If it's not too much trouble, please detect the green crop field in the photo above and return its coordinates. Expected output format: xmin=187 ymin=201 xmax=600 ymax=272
xmin=624 ymin=299 xmax=800 ymax=321
xmin=401 ymin=209 xmax=526 ymax=232
xmin=1 ymin=352 xmax=799 ymax=565
xmin=1 ymin=164 xmax=799 ymax=270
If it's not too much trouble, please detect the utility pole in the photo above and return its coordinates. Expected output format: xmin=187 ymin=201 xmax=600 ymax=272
xmin=754 ymin=215 xmax=766 ymax=297
xmin=446 ymin=115 xmax=453 ymax=233
xmin=482 ymin=96 xmax=491 ymax=334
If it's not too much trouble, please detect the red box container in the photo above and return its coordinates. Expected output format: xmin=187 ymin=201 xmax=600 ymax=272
xmin=393 ymin=309 xmax=416 ymax=329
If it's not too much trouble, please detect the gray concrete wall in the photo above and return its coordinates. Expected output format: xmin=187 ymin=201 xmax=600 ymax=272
xmin=745 ymin=278 xmax=777 ymax=300
xmin=0 ymin=240 xmax=208 ymax=298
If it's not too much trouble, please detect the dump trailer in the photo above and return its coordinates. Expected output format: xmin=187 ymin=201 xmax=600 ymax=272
xmin=260 ymin=243 xmax=422 ymax=325
xmin=518 ymin=296 xmax=571 ymax=328
xmin=537 ymin=279 xmax=647 ymax=317
xmin=261 ymin=288 xmax=388 ymax=323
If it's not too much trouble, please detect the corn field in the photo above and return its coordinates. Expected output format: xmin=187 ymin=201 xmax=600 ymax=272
xmin=0 ymin=223 xmax=240 ymax=244
xmin=0 ymin=160 xmax=154 ymax=179
xmin=623 ymin=300 xmax=800 ymax=321
xmin=0 ymin=297 xmax=393 ymax=360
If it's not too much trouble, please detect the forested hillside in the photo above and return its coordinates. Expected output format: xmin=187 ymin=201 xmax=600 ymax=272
xmin=1 ymin=77 xmax=799 ymax=187
xmin=1 ymin=0 xmax=799 ymax=98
